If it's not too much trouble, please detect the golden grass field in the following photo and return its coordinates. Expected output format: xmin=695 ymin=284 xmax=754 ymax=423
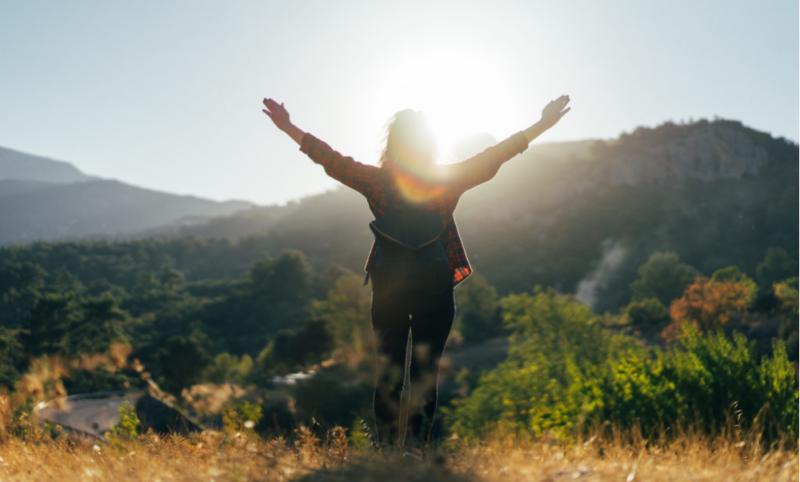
xmin=0 ymin=428 xmax=796 ymax=482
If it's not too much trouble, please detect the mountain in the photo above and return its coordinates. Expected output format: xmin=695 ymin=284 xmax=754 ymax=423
xmin=0 ymin=146 xmax=95 ymax=183
xmin=0 ymin=147 xmax=255 ymax=244
xmin=149 ymin=118 xmax=797 ymax=311
xmin=0 ymin=179 xmax=55 ymax=198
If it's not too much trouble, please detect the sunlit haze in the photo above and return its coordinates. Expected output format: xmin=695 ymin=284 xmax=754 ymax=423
xmin=1 ymin=1 xmax=797 ymax=205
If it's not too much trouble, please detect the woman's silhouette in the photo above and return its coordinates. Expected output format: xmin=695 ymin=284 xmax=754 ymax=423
xmin=262 ymin=95 xmax=570 ymax=451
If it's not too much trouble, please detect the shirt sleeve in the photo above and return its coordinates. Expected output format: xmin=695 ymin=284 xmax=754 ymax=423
xmin=445 ymin=131 xmax=529 ymax=194
xmin=300 ymin=132 xmax=381 ymax=196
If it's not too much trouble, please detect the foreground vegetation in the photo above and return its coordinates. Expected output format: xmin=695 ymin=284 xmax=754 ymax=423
xmin=0 ymin=426 xmax=796 ymax=482
xmin=0 ymin=242 xmax=795 ymax=446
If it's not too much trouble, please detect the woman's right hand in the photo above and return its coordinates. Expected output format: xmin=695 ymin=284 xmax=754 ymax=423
xmin=262 ymin=98 xmax=293 ymax=132
xmin=262 ymin=97 xmax=306 ymax=146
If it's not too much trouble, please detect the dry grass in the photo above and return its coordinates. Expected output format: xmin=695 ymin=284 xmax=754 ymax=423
xmin=0 ymin=428 xmax=795 ymax=482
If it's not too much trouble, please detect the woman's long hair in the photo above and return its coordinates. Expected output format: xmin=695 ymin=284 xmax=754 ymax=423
xmin=379 ymin=109 xmax=438 ymax=171
xmin=378 ymin=110 xmax=446 ymax=202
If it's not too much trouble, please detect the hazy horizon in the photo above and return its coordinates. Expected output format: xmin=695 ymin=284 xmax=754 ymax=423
xmin=2 ymin=1 xmax=797 ymax=205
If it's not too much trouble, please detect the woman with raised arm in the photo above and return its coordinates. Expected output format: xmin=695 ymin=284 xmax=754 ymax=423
xmin=262 ymin=96 xmax=570 ymax=453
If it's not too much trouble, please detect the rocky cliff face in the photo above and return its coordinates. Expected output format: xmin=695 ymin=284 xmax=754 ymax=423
xmin=592 ymin=121 xmax=770 ymax=185
xmin=532 ymin=119 xmax=781 ymax=210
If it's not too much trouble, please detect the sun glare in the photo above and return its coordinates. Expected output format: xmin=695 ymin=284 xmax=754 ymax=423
xmin=375 ymin=47 xmax=523 ymax=163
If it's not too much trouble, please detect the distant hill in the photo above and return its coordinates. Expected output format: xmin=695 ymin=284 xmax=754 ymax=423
xmin=0 ymin=147 xmax=255 ymax=244
xmin=0 ymin=179 xmax=55 ymax=198
xmin=151 ymin=118 xmax=798 ymax=311
xmin=0 ymin=146 xmax=95 ymax=183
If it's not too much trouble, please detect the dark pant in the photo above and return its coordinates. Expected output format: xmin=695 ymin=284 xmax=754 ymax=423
xmin=370 ymin=279 xmax=455 ymax=448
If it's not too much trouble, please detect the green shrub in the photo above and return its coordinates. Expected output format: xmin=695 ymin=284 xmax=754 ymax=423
xmin=445 ymin=288 xmax=799 ymax=442
xmin=444 ymin=287 xmax=636 ymax=440
xmin=291 ymin=373 xmax=371 ymax=432
xmin=710 ymin=266 xmax=759 ymax=307
xmin=600 ymin=327 xmax=798 ymax=437
xmin=453 ymin=273 xmax=502 ymax=345
xmin=107 ymin=400 xmax=140 ymax=448
xmin=757 ymin=247 xmax=798 ymax=290
xmin=222 ymin=400 xmax=263 ymax=437
xmin=629 ymin=252 xmax=700 ymax=306
xmin=622 ymin=298 xmax=668 ymax=326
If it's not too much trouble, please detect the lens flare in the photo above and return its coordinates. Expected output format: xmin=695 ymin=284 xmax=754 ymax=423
xmin=392 ymin=166 xmax=448 ymax=204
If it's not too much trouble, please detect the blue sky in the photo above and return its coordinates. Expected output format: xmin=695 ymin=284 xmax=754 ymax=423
xmin=1 ymin=1 xmax=797 ymax=205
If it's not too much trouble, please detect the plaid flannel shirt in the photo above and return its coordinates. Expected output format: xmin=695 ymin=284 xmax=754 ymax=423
xmin=300 ymin=131 xmax=529 ymax=286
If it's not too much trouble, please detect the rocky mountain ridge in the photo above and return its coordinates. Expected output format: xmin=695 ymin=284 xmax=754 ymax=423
xmin=151 ymin=118 xmax=795 ymax=243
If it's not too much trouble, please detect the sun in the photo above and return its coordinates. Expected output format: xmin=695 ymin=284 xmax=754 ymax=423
xmin=376 ymin=47 xmax=523 ymax=163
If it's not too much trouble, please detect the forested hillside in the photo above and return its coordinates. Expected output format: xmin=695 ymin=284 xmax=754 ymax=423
xmin=144 ymin=118 xmax=798 ymax=312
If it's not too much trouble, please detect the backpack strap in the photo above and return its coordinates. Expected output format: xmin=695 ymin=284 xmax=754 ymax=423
xmin=383 ymin=176 xmax=398 ymax=215
xmin=366 ymin=173 xmax=397 ymax=287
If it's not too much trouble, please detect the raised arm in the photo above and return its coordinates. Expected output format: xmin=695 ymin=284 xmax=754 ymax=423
xmin=262 ymin=98 xmax=380 ymax=196
xmin=447 ymin=95 xmax=571 ymax=193
xmin=524 ymin=95 xmax=571 ymax=143
xmin=262 ymin=98 xmax=305 ymax=145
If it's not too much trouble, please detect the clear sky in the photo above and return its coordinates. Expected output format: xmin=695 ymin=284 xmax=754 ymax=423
xmin=1 ymin=1 xmax=797 ymax=205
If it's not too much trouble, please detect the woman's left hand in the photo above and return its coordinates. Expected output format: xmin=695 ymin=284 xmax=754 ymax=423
xmin=540 ymin=95 xmax=571 ymax=129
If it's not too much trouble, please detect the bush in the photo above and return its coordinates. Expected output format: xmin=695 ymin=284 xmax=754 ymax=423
xmin=250 ymin=320 xmax=333 ymax=386
xmin=757 ymin=247 xmax=798 ymax=289
xmin=445 ymin=288 xmax=799 ymax=442
xmin=107 ymin=400 xmax=140 ymax=448
xmin=623 ymin=298 xmax=668 ymax=326
xmin=774 ymin=277 xmax=799 ymax=316
xmin=663 ymin=276 xmax=754 ymax=342
xmin=309 ymin=274 xmax=371 ymax=358
xmin=602 ymin=327 xmax=798 ymax=437
xmin=453 ymin=273 xmax=503 ymax=345
xmin=222 ymin=400 xmax=263 ymax=437
xmin=157 ymin=336 xmax=212 ymax=394
xmin=710 ymin=266 xmax=759 ymax=308
xmin=291 ymin=373 xmax=371 ymax=433
xmin=444 ymin=287 xmax=637 ymax=439
xmin=629 ymin=252 xmax=700 ymax=306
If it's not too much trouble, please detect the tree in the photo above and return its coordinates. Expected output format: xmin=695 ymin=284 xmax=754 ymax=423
xmin=629 ymin=252 xmax=700 ymax=306
xmin=774 ymin=277 xmax=799 ymax=316
xmin=663 ymin=277 xmax=753 ymax=342
xmin=204 ymin=353 xmax=253 ymax=384
xmin=445 ymin=287 xmax=638 ymax=438
xmin=757 ymin=247 xmax=798 ymax=289
xmin=774 ymin=277 xmax=799 ymax=362
xmin=158 ymin=266 xmax=185 ymax=290
xmin=0 ymin=327 xmax=22 ymax=391
xmin=251 ymin=320 xmax=333 ymax=385
xmin=454 ymin=273 xmax=502 ymax=344
xmin=69 ymin=293 xmax=129 ymax=356
xmin=309 ymin=274 xmax=372 ymax=357
xmin=250 ymin=250 xmax=312 ymax=303
xmin=24 ymin=291 xmax=131 ymax=356
xmin=22 ymin=293 xmax=80 ymax=357
xmin=157 ymin=336 xmax=212 ymax=394
xmin=710 ymin=266 xmax=758 ymax=308
xmin=622 ymin=298 xmax=668 ymax=326
xmin=0 ymin=262 xmax=48 ymax=328
xmin=202 ymin=251 xmax=315 ymax=355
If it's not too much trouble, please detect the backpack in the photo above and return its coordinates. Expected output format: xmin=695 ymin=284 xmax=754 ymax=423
xmin=365 ymin=182 xmax=452 ymax=294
